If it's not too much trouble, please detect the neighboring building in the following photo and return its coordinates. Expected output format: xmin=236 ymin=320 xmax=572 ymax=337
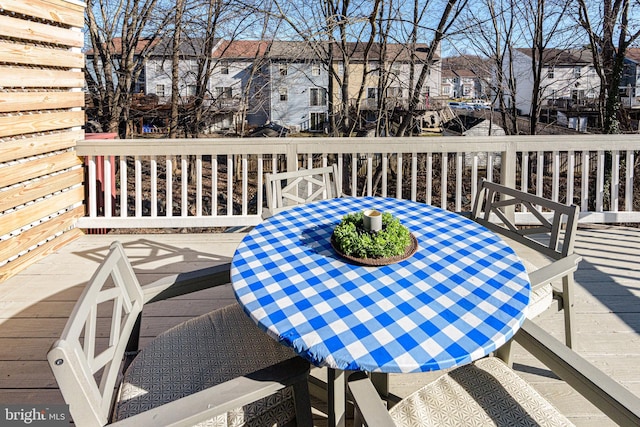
xmin=267 ymin=41 xmax=329 ymax=132
xmin=87 ymin=38 xmax=443 ymax=135
xmin=622 ymin=48 xmax=640 ymax=107
xmin=441 ymin=56 xmax=491 ymax=101
xmin=209 ymin=40 xmax=270 ymax=131
xmin=505 ymin=48 xmax=599 ymax=116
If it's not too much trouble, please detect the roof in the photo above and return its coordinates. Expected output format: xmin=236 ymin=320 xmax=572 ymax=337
xmin=515 ymin=48 xmax=593 ymax=65
xmin=212 ymin=40 xmax=270 ymax=59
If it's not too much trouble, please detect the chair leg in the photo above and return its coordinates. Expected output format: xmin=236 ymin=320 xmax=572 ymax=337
xmin=293 ymin=377 xmax=314 ymax=427
xmin=495 ymin=339 xmax=514 ymax=367
xmin=562 ymin=274 xmax=576 ymax=348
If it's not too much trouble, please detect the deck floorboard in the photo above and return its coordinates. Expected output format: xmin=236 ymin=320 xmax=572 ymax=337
xmin=1 ymin=226 xmax=639 ymax=426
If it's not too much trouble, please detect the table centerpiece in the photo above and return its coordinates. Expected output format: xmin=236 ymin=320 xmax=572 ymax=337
xmin=330 ymin=210 xmax=418 ymax=266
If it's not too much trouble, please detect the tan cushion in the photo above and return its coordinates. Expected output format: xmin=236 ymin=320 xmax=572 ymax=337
xmin=115 ymin=303 xmax=298 ymax=426
xmin=389 ymin=357 xmax=574 ymax=426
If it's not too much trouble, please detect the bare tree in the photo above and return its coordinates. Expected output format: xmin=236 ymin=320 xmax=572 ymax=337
xmin=85 ymin=0 xmax=167 ymax=137
xmin=169 ymin=0 xmax=187 ymax=138
xmin=520 ymin=0 xmax=572 ymax=134
xmin=577 ymin=0 xmax=640 ymax=133
xmin=396 ymin=0 xmax=469 ymax=136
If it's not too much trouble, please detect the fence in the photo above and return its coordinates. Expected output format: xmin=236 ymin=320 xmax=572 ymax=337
xmin=75 ymin=134 xmax=640 ymax=230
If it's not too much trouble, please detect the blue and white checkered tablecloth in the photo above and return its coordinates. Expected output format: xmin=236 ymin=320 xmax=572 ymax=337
xmin=232 ymin=197 xmax=530 ymax=373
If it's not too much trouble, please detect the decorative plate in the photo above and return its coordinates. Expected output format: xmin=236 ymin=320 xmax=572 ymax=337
xmin=330 ymin=232 xmax=418 ymax=266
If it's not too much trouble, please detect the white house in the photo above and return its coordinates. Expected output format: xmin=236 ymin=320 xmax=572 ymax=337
xmin=505 ymin=48 xmax=599 ymax=116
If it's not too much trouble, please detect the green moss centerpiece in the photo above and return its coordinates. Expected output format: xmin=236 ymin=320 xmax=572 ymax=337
xmin=331 ymin=211 xmax=418 ymax=265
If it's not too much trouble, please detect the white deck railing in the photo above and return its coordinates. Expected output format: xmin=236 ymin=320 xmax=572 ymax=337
xmin=75 ymin=135 xmax=640 ymax=229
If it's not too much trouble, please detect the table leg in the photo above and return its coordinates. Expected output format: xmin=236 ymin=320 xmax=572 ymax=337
xmin=327 ymin=368 xmax=346 ymax=427
xmin=370 ymin=372 xmax=389 ymax=400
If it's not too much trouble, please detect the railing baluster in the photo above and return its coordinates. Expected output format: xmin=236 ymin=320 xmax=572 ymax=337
xmin=351 ymin=152 xmax=357 ymax=197
xmin=257 ymin=155 xmax=264 ymax=217
xmin=151 ymin=156 xmax=157 ymax=218
xmin=552 ymin=151 xmax=559 ymax=203
xmin=536 ymin=151 xmax=543 ymax=199
xmin=382 ymin=153 xmax=388 ymax=198
xmin=441 ymin=152 xmax=447 ymax=209
xmin=426 ymin=152 xmax=432 ymax=205
xmin=135 ymin=156 xmax=142 ymax=217
xmin=581 ymin=151 xmax=589 ymax=212
xmin=118 ymin=157 xmax=126 ymax=218
xmin=626 ymin=150 xmax=634 ymax=212
xmin=567 ymin=151 xmax=575 ymax=206
xmin=397 ymin=152 xmax=403 ymax=200
xmin=227 ymin=155 xmax=233 ymax=216
xmin=196 ymin=155 xmax=203 ymax=217
xmin=612 ymin=150 xmax=620 ymax=212
xmin=104 ymin=156 xmax=112 ymax=218
xmin=596 ymin=150 xmax=605 ymax=212
xmin=412 ymin=153 xmax=418 ymax=202
xmin=166 ymin=157 xmax=173 ymax=217
xmin=366 ymin=153 xmax=373 ymax=197
xmin=242 ymin=154 xmax=248 ymax=216
xmin=455 ymin=152 xmax=462 ymax=211
xmin=87 ymin=156 xmax=97 ymax=218
xmin=181 ymin=156 xmax=188 ymax=217
xmin=212 ymin=155 xmax=218 ymax=216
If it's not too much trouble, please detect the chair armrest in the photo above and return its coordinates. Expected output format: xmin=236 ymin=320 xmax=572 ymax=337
xmin=110 ymin=356 xmax=310 ymax=427
xmin=516 ymin=319 xmax=640 ymax=426
xmin=348 ymin=372 xmax=396 ymax=427
xmin=528 ymin=254 xmax=581 ymax=291
xmin=142 ymin=262 xmax=232 ymax=304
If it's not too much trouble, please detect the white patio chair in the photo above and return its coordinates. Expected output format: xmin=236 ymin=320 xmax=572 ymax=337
xmin=47 ymin=241 xmax=312 ymax=427
xmin=468 ymin=179 xmax=581 ymax=348
xmin=263 ymin=164 xmax=340 ymax=219
xmin=348 ymin=318 xmax=640 ymax=426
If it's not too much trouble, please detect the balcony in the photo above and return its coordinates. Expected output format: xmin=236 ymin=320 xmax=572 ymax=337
xmin=2 ymin=2 xmax=640 ymax=425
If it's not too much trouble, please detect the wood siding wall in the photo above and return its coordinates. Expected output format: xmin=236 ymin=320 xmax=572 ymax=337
xmin=0 ymin=0 xmax=86 ymax=282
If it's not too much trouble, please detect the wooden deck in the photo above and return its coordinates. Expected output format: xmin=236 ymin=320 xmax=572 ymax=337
xmin=0 ymin=225 xmax=639 ymax=426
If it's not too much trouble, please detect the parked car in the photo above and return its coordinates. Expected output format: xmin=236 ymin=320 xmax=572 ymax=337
xmin=449 ymin=101 xmax=474 ymax=111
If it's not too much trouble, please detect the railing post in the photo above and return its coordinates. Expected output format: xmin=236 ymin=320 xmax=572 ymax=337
xmin=287 ymin=142 xmax=298 ymax=172
xmin=501 ymin=142 xmax=517 ymax=223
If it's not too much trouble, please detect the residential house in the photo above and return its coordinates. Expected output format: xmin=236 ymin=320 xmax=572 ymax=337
xmin=209 ymin=40 xmax=271 ymax=131
xmin=441 ymin=56 xmax=491 ymax=101
xmin=267 ymin=41 xmax=329 ymax=132
xmin=334 ymin=42 xmax=441 ymax=130
xmin=505 ymin=48 xmax=599 ymax=116
xmin=622 ymin=48 xmax=640 ymax=107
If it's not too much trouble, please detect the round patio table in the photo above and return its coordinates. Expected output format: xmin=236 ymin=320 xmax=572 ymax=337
xmin=231 ymin=196 xmax=531 ymax=374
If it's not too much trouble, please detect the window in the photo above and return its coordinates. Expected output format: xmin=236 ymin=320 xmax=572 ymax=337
xmin=391 ymin=63 xmax=401 ymax=76
xmin=312 ymin=63 xmax=321 ymax=76
xmin=220 ymin=61 xmax=229 ymax=75
xmin=279 ymin=87 xmax=288 ymax=101
xmin=547 ymin=67 xmax=554 ymax=79
xmin=216 ymin=87 xmax=232 ymax=99
xmin=279 ymin=64 xmax=288 ymax=76
xmin=367 ymin=88 xmax=378 ymax=99
xmin=574 ymin=66 xmax=581 ymax=78
xmin=387 ymin=87 xmax=402 ymax=98
xmin=187 ymin=85 xmax=196 ymax=97
xmin=310 ymin=88 xmax=326 ymax=106
xmin=156 ymin=84 xmax=165 ymax=97
xmin=310 ymin=112 xmax=327 ymax=131
xmin=155 ymin=62 xmax=164 ymax=73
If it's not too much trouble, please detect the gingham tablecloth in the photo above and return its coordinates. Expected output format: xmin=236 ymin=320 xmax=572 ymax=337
xmin=232 ymin=197 xmax=530 ymax=373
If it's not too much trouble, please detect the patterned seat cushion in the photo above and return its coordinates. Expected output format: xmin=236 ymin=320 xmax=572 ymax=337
xmin=114 ymin=303 xmax=298 ymax=426
xmin=389 ymin=357 xmax=574 ymax=427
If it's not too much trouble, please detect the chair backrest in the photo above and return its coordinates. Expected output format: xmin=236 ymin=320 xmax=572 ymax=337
xmin=264 ymin=164 xmax=340 ymax=217
xmin=470 ymin=179 xmax=579 ymax=260
xmin=47 ymin=242 xmax=143 ymax=427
